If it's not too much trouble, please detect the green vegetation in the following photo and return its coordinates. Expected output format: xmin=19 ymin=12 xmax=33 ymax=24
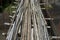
xmin=45 ymin=4 xmax=53 ymax=10
xmin=4 ymin=4 xmax=12 ymax=15
xmin=0 ymin=0 xmax=15 ymax=12
xmin=0 ymin=0 xmax=18 ymax=17
xmin=4 ymin=3 xmax=17 ymax=16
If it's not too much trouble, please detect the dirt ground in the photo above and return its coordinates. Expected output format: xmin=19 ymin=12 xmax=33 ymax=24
xmin=0 ymin=10 xmax=11 ymax=40
xmin=48 ymin=4 xmax=60 ymax=36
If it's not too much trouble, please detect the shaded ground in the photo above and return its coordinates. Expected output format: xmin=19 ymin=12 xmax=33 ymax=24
xmin=48 ymin=4 xmax=60 ymax=36
xmin=0 ymin=0 xmax=17 ymax=39
xmin=0 ymin=6 xmax=11 ymax=40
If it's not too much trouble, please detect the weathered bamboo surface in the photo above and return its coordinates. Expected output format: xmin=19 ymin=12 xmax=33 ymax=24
xmin=6 ymin=0 xmax=49 ymax=40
